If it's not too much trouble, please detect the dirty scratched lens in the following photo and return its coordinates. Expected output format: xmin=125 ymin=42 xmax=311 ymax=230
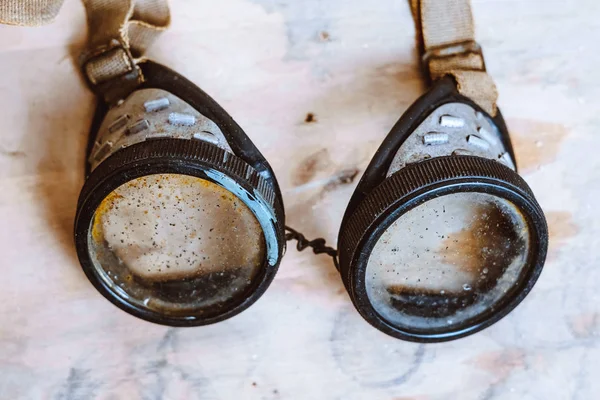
xmin=89 ymin=174 xmax=266 ymax=316
xmin=338 ymin=79 xmax=548 ymax=342
xmin=365 ymin=192 xmax=530 ymax=332
xmin=75 ymin=66 xmax=285 ymax=326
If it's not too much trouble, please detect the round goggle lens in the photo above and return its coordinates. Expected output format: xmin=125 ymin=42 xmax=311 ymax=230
xmin=365 ymin=192 xmax=530 ymax=331
xmin=88 ymin=173 xmax=266 ymax=316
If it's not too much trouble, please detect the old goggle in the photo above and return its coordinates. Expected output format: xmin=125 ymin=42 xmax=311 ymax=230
xmin=9 ymin=0 xmax=546 ymax=339
xmin=75 ymin=60 xmax=285 ymax=325
xmin=337 ymin=75 xmax=547 ymax=341
xmin=336 ymin=1 xmax=548 ymax=341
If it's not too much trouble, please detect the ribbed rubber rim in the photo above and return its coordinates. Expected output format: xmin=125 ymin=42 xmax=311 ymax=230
xmin=75 ymin=138 xmax=285 ymax=326
xmin=80 ymin=138 xmax=278 ymax=210
xmin=338 ymin=155 xmax=548 ymax=342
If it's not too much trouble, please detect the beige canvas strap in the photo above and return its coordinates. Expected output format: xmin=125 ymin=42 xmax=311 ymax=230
xmin=81 ymin=0 xmax=170 ymax=88
xmin=409 ymin=0 xmax=498 ymax=116
xmin=0 ymin=0 xmax=65 ymax=26
xmin=0 ymin=0 xmax=170 ymax=100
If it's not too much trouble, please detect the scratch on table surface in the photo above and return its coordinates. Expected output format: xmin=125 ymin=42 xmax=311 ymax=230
xmin=0 ymin=147 xmax=26 ymax=157
xmin=157 ymin=327 xmax=177 ymax=351
xmin=330 ymin=306 xmax=425 ymax=388
xmin=129 ymin=328 xmax=219 ymax=400
xmin=55 ymin=368 xmax=101 ymax=400
xmin=323 ymin=168 xmax=359 ymax=191
xmin=293 ymin=148 xmax=331 ymax=186
xmin=286 ymin=169 xmax=359 ymax=195
xmin=289 ymin=147 xmax=359 ymax=194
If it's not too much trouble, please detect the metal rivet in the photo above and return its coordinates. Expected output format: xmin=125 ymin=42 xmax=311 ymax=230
xmin=452 ymin=149 xmax=473 ymax=156
xmin=499 ymin=152 xmax=513 ymax=165
xmin=127 ymin=119 xmax=150 ymax=135
xmin=439 ymin=115 xmax=465 ymax=128
xmin=145 ymin=133 xmax=170 ymax=140
xmin=406 ymin=153 xmax=432 ymax=164
xmin=144 ymin=97 xmax=170 ymax=112
xmin=168 ymin=113 xmax=196 ymax=126
xmin=467 ymin=135 xmax=490 ymax=149
xmin=477 ymin=126 xmax=498 ymax=145
xmin=192 ymin=131 xmax=219 ymax=144
xmin=88 ymin=142 xmax=101 ymax=162
xmin=108 ymin=114 xmax=130 ymax=133
xmin=423 ymin=132 xmax=449 ymax=145
xmin=94 ymin=141 xmax=113 ymax=161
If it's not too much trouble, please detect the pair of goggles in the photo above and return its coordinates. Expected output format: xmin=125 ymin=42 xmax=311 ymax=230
xmin=72 ymin=0 xmax=547 ymax=341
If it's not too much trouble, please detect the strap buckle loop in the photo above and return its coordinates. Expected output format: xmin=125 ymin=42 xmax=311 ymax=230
xmin=81 ymin=39 xmax=144 ymax=103
xmin=422 ymin=40 xmax=487 ymax=78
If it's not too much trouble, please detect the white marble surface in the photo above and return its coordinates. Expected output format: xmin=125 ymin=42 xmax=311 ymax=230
xmin=0 ymin=0 xmax=598 ymax=399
